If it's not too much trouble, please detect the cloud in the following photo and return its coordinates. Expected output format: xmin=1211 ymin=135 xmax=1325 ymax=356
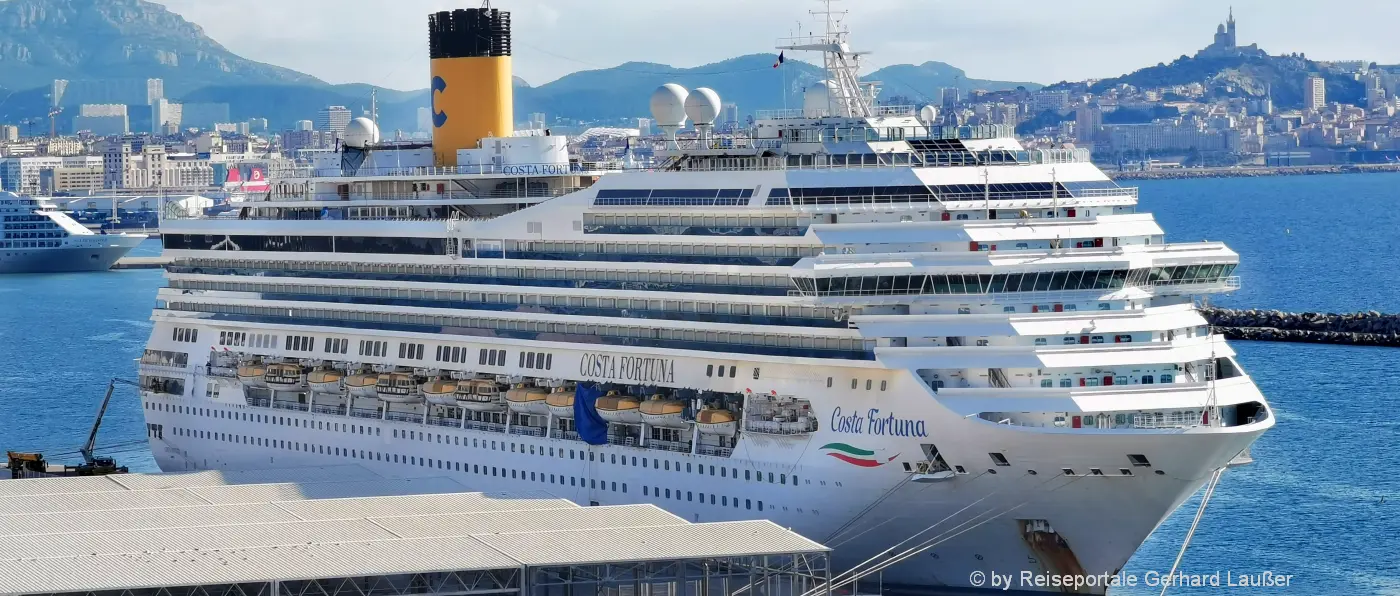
xmin=154 ymin=0 xmax=1400 ymax=91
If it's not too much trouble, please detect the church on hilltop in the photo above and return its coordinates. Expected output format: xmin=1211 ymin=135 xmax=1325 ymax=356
xmin=1197 ymin=8 xmax=1265 ymax=58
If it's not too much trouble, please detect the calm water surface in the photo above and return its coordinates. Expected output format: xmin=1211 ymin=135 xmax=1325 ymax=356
xmin=1 ymin=175 xmax=1398 ymax=594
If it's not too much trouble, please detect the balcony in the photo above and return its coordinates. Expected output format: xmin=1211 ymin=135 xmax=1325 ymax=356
xmin=384 ymin=411 xmax=421 ymax=424
xmin=509 ymin=426 xmax=546 ymax=437
xmin=349 ymin=407 xmax=381 ymax=419
xmin=311 ymin=404 xmax=345 ymax=416
xmin=427 ymin=415 xmax=460 ymax=428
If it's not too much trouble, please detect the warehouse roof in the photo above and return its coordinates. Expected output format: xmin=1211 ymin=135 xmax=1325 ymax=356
xmin=0 ymin=465 xmax=825 ymax=594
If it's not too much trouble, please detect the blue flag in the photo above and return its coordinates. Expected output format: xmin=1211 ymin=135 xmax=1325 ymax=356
xmin=574 ymin=382 xmax=609 ymax=446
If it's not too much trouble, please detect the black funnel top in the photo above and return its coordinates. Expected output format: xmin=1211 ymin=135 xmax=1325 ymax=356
xmin=429 ymin=8 xmax=512 ymax=59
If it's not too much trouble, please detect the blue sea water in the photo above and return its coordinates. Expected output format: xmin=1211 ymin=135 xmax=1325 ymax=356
xmin=1 ymin=174 xmax=1399 ymax=593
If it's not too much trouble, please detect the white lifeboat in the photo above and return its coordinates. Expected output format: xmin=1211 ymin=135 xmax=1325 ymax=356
xmin=595 ymin=391 xmax=642 ymax=424
xmin=375 ymin=372 xmax=423 ymax=403
xmin=506 ymin=384 xmax=550 ymax=415
xmin=456 ymin=378 xmax=507 ymax=412
xmin=421 ymin=377 xmax=459 ymax=406
xmin=695 ymin=407 xmax=738 ymax=436
xmin=263 ymin=362 xmax=306 ymax=392
xmin=237 ymin=361 xmax=267 ymax=388
xmin=546 ymin=386 xmax=576 ymax=418
xmin=308 ymin=367 xmax=344 ymax=394
xmin=345 ymin=371 xmax=378 ymax=399
xmin=640 ymin=395 xmax=688 ymax=428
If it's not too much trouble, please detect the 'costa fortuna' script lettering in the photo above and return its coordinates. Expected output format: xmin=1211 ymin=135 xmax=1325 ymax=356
xmin=830 ymin=406 xmax=928 ymax=438
xmin=579 ymin=353 xmax=676 ymax=384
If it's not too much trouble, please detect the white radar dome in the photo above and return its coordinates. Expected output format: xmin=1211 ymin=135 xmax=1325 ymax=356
xmin=918 ymin=105 xmax=939 ymax=126
xmin=803 ymin=80 xmax=833 ymax=117
xmin=343 ymin=117 xmax=380 ymax=149
xmin=650 ymin=84 xmax=690 ymax=127
xmin=684 ymin=87 xmax=721 ymax=126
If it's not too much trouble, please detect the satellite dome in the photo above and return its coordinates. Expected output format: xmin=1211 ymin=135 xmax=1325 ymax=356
xmin=343 ymin=117 xmax=380 ymax=149
xmin=684 ymin=87 xmax=721 ymax=126
xmin=650 ymin=84 xmax=689 ymax=127
xmin=918 ymin=105 xmax=939 ymax=126
xmin=803 ymin=80 xmax=833 ymax=117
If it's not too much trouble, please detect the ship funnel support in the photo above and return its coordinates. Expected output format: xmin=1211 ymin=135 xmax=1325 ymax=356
xmin=428 ymin=7 xmax=514 ymax=166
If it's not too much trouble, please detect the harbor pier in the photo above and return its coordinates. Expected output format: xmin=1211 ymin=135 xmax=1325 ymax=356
xmin=1202 ymin=307 xmax=1400 ymax=347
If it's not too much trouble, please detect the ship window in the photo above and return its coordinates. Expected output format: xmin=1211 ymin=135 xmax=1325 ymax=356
xmin=729 ymin=365 xmax=736 ymax=377
xmin=851 ymin=379 xmax=858 ymax=389
xmin=706 ymin=364 xmax=714 ymax=377
xmin=880 ymin=380 xmax=887 ymax=391
xmin=989 ymin=453 xmax=1010 ymax=466
xmin=753 ymin=367 xmax=760 ymax=379
xmin=865 ymin=380 xmax=872 ymax=390
xmin=827 ymin=377 xmax=833 ymax=387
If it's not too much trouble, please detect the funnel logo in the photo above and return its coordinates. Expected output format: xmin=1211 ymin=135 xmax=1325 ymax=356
xmin=431 ymin=76 xmax=448 ymax=128
xmin=820 ymin=443 xmax=900 ymax=468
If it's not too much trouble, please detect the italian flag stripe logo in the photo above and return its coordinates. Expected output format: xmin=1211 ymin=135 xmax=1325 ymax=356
xmin=820 ymin=443 xmax=898 ymax=468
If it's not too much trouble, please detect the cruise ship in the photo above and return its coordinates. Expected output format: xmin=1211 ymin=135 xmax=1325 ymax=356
xmin=136 ymin=6 xmax=1273 ymax=593
xmin=0 ymin=193 xmax=146 ymax=273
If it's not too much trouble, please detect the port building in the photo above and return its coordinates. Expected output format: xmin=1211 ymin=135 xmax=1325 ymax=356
xmin=0 ymin=465 xmax=828 ymax=596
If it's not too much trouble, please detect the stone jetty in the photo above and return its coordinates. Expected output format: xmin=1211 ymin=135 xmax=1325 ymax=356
xmin=1200 ymin=307 xmax=1400 ymax=347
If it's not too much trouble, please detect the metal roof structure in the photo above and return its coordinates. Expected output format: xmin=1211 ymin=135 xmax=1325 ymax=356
xmin=0 ymin=465 xmax=827 ymax=595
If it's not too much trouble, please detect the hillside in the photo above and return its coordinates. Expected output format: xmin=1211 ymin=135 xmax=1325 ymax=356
xmin=1090 ymin=53 xmax=1363 ymax=109
xmin=0 ymin=0 xmax=321 ymax=96
xmin=866 ymin=62 xmax=1041 ymax=103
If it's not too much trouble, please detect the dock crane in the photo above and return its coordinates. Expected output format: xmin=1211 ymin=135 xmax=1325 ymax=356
xmin=7 ymin=378 xmax=136 ymax=478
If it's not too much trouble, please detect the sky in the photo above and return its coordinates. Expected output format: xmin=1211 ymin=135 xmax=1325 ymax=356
xmin=157 ymin=0 xmax=1400 ymax=91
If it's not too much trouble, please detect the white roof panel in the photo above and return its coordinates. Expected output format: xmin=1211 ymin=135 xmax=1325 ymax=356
xmin=275 ymin=490 xmax=575 ymax=520
xmin=477 ymin=520 xmax=826 ymax=566
xmin=0 ymin=503 xmax=301 ymax=537
xmin=374 ymin=504 xmax=685 ymax=538
xmin=109 ymin=464 xmax=382 ymax=490
xmin=185 ymin=476 xmax=467 ymax=504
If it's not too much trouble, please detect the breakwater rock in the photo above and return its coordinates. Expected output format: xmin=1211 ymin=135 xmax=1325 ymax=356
xmin=1201 ymin=307 xmax=1400 ymax=347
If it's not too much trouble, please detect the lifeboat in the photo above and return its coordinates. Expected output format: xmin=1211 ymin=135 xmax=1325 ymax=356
xmin=595 ymin=391 xmax=642 ymax=424
xmin=640 ymin=395 xmax=688 ymax=428
xmin=345 ymin=371 xmax=378 ymax=399
xmin=375 ymin=372 xmax=423 ymax=403
xmin=264 ymin=362 xmax=306 ymax=392
xmin=237 ymin=361 xmax=267 ymax=388
xmin=308 ymin=367 xmax=344 ymax=394
xmin=546 ymin=386 xmax=576 ymax=418
xmin=421 ymin=377 xmax=459 ymax=406
xmin=695 ymin=407 xmax=738 ymax=436
xmin=506 ymin=384 xmax=550 ymax=414
xmin=456 ymin=378 xmax=507 ymax=412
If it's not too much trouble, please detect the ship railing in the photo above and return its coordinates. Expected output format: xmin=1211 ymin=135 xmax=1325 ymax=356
xmin=384 ymin=411 xmax=421 ymax=424
xmin=465 ymin=420 xmax=506 ymax=433
xmin=426 ymin=415 xmax=460 ymax=428
xmin=607 ymin=435 xmax=637 ymax=447
xmin=509 ymin=426 xmax=546 ymax=437
xmin=311 ymin=404 xmax=345 ymax=416
xmin=552 ymin=429 xmax=580 ymax=441
xmin=645 ymin=439 xmax=692 ymax=454
xmin=299 ymin=162 xmax=622 ymax=180
xmin=271 ymin=401 xmax=307 ymax=412
xmin=1151 ymin=276 xmax=1241 ymax=291
xmin=349 ymin=407 xmax=381 ymax=419
xmin=138 ymin=363 xmax=188 ymax=376
xmin=697 ymin=445 xmax=734 ymax=457
xmin=245 ymin=396 xmax=271 ymax=408
xmin=742 ymin=419 xmax=818 ymax=435
xmin=206 ymin=365 xmax=238 ymax=379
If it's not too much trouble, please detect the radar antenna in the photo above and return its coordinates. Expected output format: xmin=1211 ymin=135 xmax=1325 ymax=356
xmin=776 ymin=0 xmax=875 ymax=118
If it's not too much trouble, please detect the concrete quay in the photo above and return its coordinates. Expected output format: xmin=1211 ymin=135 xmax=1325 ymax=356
xmin=1202 ymin=307 xmax=1400 ymax=347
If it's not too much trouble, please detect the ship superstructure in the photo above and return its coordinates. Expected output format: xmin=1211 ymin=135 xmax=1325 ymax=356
xmin=0 ymin=193 xmax=146 ymax=273
xmin=137 ymin=5 xmax=1272 ymax=593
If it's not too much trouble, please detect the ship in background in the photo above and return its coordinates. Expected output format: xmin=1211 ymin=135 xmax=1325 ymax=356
xmin=0 ymin=193 xmax=145 ymax=273
xmin=137 ymin=3 xmax=1272 ymax=593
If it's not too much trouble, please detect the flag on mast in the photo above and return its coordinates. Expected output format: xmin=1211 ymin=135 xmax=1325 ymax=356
xmin=773 ymin=51 xmax=785 ymax=68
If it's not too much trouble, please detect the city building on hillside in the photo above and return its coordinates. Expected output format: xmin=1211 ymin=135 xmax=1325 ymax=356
xmin=1305 ymin=76 xmax=1326 ymax=112
xmin=317 ymin=105 xmax=353 ymax=137
xmin=74 ymin=104 xmax=129 ymax=136
xmin=1196 ymin=8 xmax=1264 ymax=58
xmin=146 ymin=78 xmax=165 ymax=105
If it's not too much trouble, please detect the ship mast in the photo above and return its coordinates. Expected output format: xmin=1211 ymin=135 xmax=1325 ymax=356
xmin=777 ymin=0 xmax=875 ymax=118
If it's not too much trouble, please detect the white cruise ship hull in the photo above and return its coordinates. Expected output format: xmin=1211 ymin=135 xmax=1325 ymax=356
xmin=139 ymin=350 xmax=1270 ymax=592
xmin=0 ymin=235 xmax=144 ymax=274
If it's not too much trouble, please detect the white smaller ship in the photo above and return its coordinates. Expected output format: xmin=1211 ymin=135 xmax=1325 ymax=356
xmin=0 ymin=193 xmax=146 ymax=273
